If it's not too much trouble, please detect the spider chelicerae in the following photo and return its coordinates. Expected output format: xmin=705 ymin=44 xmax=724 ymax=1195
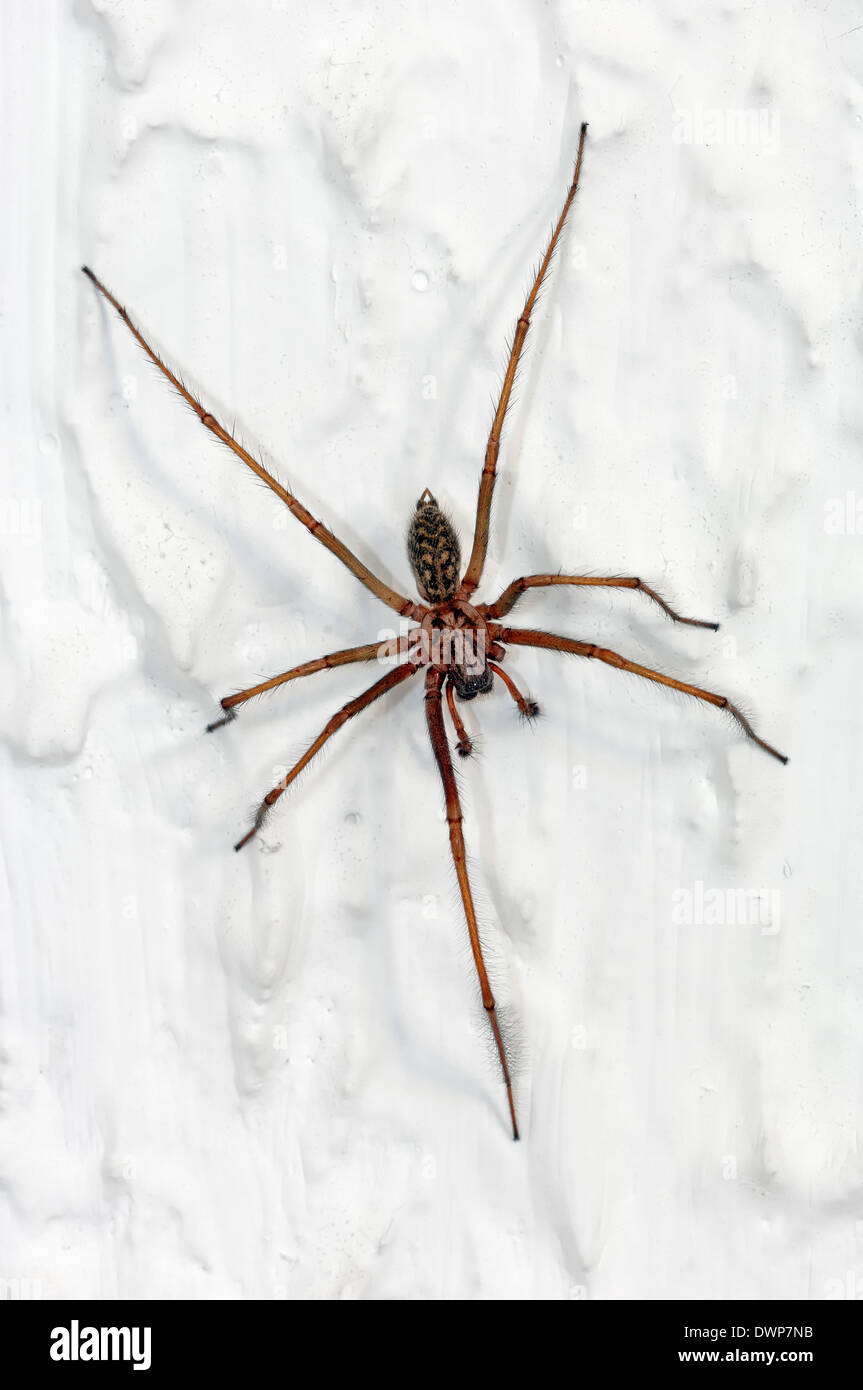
xmin=82 ymin=123 xmax=787 ymax=1140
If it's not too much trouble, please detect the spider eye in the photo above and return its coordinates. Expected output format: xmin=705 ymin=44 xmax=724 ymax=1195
xmin=451 ymin=667 xmax=494 ymax=700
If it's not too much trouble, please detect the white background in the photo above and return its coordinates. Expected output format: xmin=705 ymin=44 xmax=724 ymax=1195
xmin=2 ymin=0 xmax=862 ymax=1300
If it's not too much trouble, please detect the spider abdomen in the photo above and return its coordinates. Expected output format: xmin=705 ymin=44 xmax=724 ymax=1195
xmin=407 ymin=490 xmax=461 ymax=603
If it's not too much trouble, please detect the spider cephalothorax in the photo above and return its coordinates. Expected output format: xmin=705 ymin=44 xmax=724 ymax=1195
xmin=83 ymin=122 xmax=787 ymax=1141
xmin=410 ymin=607 xmax=495 ymax=706
xmin=406 ymin=490 xmax=496 ymax=701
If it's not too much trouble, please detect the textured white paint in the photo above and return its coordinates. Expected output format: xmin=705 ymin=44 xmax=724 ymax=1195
xmin=2 ymin=0 xmax=861 ymax=1300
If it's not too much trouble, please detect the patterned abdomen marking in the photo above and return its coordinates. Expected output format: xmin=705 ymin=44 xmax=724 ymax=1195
xmin=407 ymin=490 xmax=462 ymax=603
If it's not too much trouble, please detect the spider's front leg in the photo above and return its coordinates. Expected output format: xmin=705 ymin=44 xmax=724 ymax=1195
xmin=458 ymin=123 xmax=589 ymax=599
xmin=425 ymin=666 xmax=519 ymax=1139
xmin=82 ymin=267 xmax=426 ymax=623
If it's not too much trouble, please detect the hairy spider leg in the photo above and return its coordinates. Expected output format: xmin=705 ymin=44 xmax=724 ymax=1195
xmin=497 ymin=627 xmax=788 ymax=763
xmin=488 ymin=661 xmax=539 ymax=719
xmin=81 ymin=267 xmax=426 ymax=623
xmin=459 ymin=122 xmax=589 ymax=598
xmin=207 ymin=634 xmax=421 ymax=731
xmin=445 ymin=677 xmax=473 ymax=757
xmin=234 ymin=662 xmax=417 ymax=851
xmin=483 ymin=574 xmax=719 ymax=629
xmin=425 ymin=667 xmax=519 ymax=1140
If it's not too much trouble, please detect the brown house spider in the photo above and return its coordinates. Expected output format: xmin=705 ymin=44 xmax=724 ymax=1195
xmin=82 ymin=123 xmax=786 ymax=1140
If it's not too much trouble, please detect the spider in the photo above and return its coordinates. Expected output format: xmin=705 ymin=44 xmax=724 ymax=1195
xmin=82 ymin=123 xmax=787 ymax=1141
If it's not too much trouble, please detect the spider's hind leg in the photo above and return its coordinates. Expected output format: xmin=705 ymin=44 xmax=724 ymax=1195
xmin=426 ymin=667 xmax=519 ymax=1139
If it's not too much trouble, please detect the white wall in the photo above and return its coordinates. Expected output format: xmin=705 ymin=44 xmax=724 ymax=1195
xmin=2 ymin=0 xmax=860 ymax=1300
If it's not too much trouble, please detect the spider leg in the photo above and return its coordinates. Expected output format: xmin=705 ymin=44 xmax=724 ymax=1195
xmin=207 ymin=634 xmax=420 ymax=731
xmin=445 ymin=677 xmax=473 ymax=757
xmin=489 ymin=661 xmax=539 ymax=719
xmin=497 ymin=626 xmax=788 ymax=764
xmin=484 ymin=574 xmax=718 ymax=629
xmin=458 ymin=123 xmax=588 ymax=599
xmin=234 ymin=661 xmax=416 ymax=850
xmin=81 ymin=267 xmax=426 ymax=622
xmin=425 ymin=667 xmax=519 ymax=1140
